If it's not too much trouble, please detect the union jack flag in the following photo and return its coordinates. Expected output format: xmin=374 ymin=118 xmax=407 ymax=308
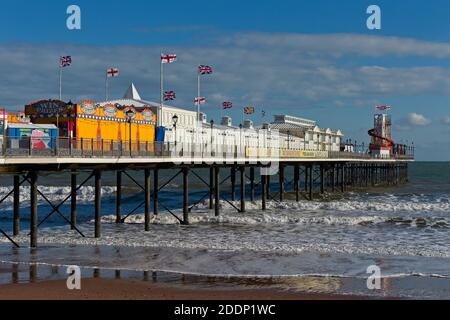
xmin=244 ymin=107 xmax=255 ymax=115
xmin=195 ymin=97 xmax=206 ymax=105
xmin=198 ymin=65 xmax=213 ymax=75
xmin=161 ymin=54 xmax=177 ymax=64
xmin=164 ymin=91 xmax=176 ymax=101
xmin=222 ymin=102 xmax=233 ymax=109
xmin=376 ymin=105 xmax=391 ymax=111
xmin=106 ymin=68 xmax=119 ymax=77
xmin=60 ymin=56 xmax=72 ymax=67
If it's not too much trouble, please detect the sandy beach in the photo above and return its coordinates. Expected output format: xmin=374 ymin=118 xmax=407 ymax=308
xmin=0 ymin=278 xmax=366 ymax=300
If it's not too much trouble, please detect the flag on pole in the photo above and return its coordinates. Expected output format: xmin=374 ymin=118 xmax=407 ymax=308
xmin=161 ymin=54 xmax=177 ymax=64
xmin=244 ymin=107 xmax=255 ymax=115
xmin=222 ymin=102 xmax=233 ymax=109
xmin=107 ymin=68 xmax=119 ymax=78
xmin=376 ymin=105 xmax=391 ymax=111
xmin=195 ymin=97 xmax=206 ymax=105
xmin=198 ymin=65 xmax=213 ymax=75
xmin=60 ymin=56 xmax=72 ymax=67
xmin=164 ymin=91 xmax=176 ymax=101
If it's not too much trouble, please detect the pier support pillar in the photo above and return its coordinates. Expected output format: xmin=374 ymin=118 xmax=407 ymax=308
xmin=94 ymin=170 xmax=102 ymax=238
xmin=116 ymin=171 xmax=122 ymax=223
xmin=279 ymin=165 xmax=285 ymax=202
xmin=214 ymin=167 xmax=220 ymax=216
xmin=250 ymin=167 xmax=255 ymax=202
xmin=70 ymin=171 xmax=77 ymax=230
xmin=240 ymin=167 xmax=246 ymax=213
xmin=371 ymin=165 xmax=375 ymax=187
xmin=144 ymin=169 xmax=151 ymax=231
xmin=341 ymin=164 xmax=345 ymax=193
xmin=309 ymin=165 xmax=313 ymax=200
xmin=209 ymin=167 xmax=214 ymax=209
xmin=406 ymin=163 xmax=409 ymax=183
xmin=154 ymin=169 xmax=159 ymax=217
xmin=331 ymin=165 xmax=335 ymax=193
xmin=266 ymin=174 xmax=271 ymax=200
xmin=183 ymin=168 xmax=189 ymax=225
xmin=13 ymin=175 xmax=20 ymax=236
xmin=231 ymin=167 xmax=236 ymax=201
xmin=320 ymin=165 xmax=325 ymax=194
xmin=261 ymin=173 xmax=267 ymax=211
xmin=30 ymin=172 xmax=38 ymax=248
xmin=304 ymin=165 xmax=308 ymax=193
xmin=294 ymin=164 xmax=300 ymax=202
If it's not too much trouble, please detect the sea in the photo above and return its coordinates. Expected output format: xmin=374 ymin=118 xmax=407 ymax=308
xmin=1 ymin=162 xmax=450 ymax=299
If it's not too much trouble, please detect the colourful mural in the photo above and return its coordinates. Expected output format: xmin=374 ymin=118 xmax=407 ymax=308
xmin=25 ymin=100 xmax=157 ymax=151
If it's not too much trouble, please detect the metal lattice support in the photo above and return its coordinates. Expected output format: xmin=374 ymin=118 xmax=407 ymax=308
xmin=25 ymin=173 xmax=86 ymax=238
xmin=121 ymin=169 xmax=184 ymax=224
xmin=0 ymin=175 xmax=27 ymax=247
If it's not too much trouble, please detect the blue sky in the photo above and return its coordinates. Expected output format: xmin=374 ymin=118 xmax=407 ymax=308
xmin=0 ymin=0 xmax=450 ymax=160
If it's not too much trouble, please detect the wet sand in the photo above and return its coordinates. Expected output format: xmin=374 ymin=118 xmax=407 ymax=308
xmin=0 ymin=278 xmax=367 ymax=300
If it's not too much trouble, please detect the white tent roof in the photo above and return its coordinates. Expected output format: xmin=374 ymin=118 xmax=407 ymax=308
xmin=123 ymin=83 xmax=142 ymax=100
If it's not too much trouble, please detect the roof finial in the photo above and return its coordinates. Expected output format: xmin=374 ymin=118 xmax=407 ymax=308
xmin=123 ymin=83 xmax=142 ymax=100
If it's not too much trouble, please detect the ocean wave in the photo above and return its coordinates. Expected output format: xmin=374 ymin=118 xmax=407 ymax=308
xmin=263 ymin=199 xmax=450 ymax=213
xmin=0 ymin=186 xmax=117 ymax=207
xmin=98 ymin=200 xmax=450 ymax=229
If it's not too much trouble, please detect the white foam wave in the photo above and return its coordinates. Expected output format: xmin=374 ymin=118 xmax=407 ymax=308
xmin=0 ymin=185 xmax=117 ymax=206
xmin=100 ymin=211 xmax=389 ymax=227
xmin=98 ymin=200 xmax=450 ymax=229
xmin=264 ymin=199 xmax=450 ymax=213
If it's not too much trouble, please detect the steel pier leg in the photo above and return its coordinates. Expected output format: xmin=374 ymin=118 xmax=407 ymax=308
xmin=13 ymin=175 xmax=20 ymax=236
xmin=116 ymin=171 xmax=122 ymax=223
xmin=240 ymin=166 xmax=246 ymax=213
xmin=231 ymin=167 xmax=237 ymax=201
xmin=320 ymin=165 xmax=324 ymax=194
xmin=145 ymin=169 xmax=151 ymax=231
xmin=183 ymin=168 xmax=189 ymax=224
xmin=294 ymin=164 xmax=300 ymax=201
xmin=94 ymin=170 xmax=101 ymax=238
xmin=154 ymin=169 xmax=159 ymax=217
xmin=250 ymin=167 xmax=255 ymax=202
xmin=279 ymin=165 xmax=285 ymax=202
xmin=30 ymin=172 xmax=38 ymax=248
xmin=70 ymin=171 xmax=77 ymax=230
xmin=209 ymin=167 xmax=214 ymax=209
xmin=261 ymin=172 xmax=267 ymax=211
xmin=215 ymin=167 xmax=220 ymax=216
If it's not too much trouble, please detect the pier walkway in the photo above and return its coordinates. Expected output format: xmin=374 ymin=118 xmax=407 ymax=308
xmin=0 ymin=138 xmax=414 ymax=248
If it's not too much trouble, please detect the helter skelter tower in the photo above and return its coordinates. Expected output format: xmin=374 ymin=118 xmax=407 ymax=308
xmin=368 ymin=114 xmax=394 ymax=158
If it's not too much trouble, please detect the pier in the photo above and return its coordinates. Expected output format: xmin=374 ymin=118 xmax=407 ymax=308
xmin=0 ymin=137 xmax=413 ymax=248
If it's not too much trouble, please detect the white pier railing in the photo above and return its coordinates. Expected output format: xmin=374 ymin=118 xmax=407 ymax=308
xmin=0 ymin=137 xmax=415 ymax=161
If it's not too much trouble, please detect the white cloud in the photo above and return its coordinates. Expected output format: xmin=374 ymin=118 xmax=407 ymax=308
xmin=1 ymin=32 xmax=450 ymax=114
xmin=442 ymin=116 xmax=450 ymax=124
xmin=226 ymin=33 xmax=450 ymax=58
xmin=407 ymin=113 xmax=431 ymax=126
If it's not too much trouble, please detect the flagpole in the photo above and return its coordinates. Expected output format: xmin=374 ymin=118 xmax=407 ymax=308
xmin=197 ymin=72 xmax=201 ymax=123
xmin=159 ymin=53 xmax=163 ymax=128
xmin=59 ymin=64 xmax=62 ymax=101
xmin=105 ymin=71 xmax=108 ymax=101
